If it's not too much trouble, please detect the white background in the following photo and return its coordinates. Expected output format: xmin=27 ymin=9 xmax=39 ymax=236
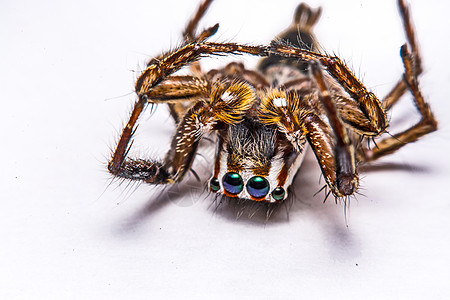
xmin=1 ymin=0 xmax=450 ymax=299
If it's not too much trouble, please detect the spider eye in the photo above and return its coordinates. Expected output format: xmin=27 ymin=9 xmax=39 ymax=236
xmin=271 ymin=187 xmax=286 ymax=201
xmin=209 ymin=177 xmax=220 ymax=192
xmin=246 ymin=176 xmax=269 ymax=198
xmin=222 ymin=172 xmax=244 ymax=195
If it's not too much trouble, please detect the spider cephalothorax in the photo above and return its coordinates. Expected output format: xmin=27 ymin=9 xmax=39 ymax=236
xmin=108 ymin=0 xmax=437 ymax=205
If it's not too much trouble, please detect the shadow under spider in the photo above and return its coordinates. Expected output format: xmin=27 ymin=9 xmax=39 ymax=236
xmin=358 ymin=161 xmax=433 ymax=173
xmin=112 ymin=144 xmax=432 ymax=262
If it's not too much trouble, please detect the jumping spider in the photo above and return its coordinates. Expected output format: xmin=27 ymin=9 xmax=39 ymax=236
xmin=108 ymin=0 xmax=437 ymax=204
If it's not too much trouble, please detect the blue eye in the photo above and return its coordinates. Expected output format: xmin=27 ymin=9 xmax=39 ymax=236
xmin=246 ymin=176 xmax=270 ymax=198
xmin=271 ymin=187 xmax=285 ymax=201
xmin=222 ymin=172 xmax=244 ymax=195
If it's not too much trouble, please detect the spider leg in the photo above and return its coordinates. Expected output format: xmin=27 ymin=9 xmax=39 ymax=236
xmin=269 ymin=44 xmax=388 ymax=137
xmin=304 ymin=114 xmax=350 ymax=198
xmin=146 ymin=75 xmax=210 ymax=124
xmin=258 ymin=2 xmax=322 ymax=76
xmin=361 ymin=44 xmax=437 ymax=161
xmin=310 ymin=61 xmax=358 ymax=196
xmin=358 ymin=0 xmax=437 ymax=162
xmin=109 ymin=41 xmax=260 ymax=183
xmin=260 ymin=2 xmax=385 ymax=137
xmin=182 ymin=0 xmax=218 ymax=78
xmin=161 ymin=80 xmax=255 ymax=182
xmin=260 ymin=105 xmax=355 ymax=198
xmin=266 ymin=0 xmax=436 ymax=164
xmin=183 ymin=0 xmax=214 ymax=42
xmin=383 ymin=0 xmax=422 ymax=110
xmin=207 ymin=62 xmax=270 ymax=90
xmin=145 ymin=76 xmax=210 ymax=103
xmin=109 ymin=41 xmax=266 ymax=177
xmin=164 ymin=20 xmax=218 ymax=124
xmin=108 ymin=100 xmax=212 ymax=184
xmin=257 ymin=75 xmax=357 ymax=197
xmin=155 ymin=0 xmax=217 ymax=124
xmin=184 ymin=23 xmax=219 ymax=77
xmin=293 ymin=3 xmax=322 ymax=35
xmin=136 ymin=42 xmax=266 ymax=97
xmin=146 ymin=0 xmax=217 ymax=72
xmin=109 ymin=80 xmax=255 ymax=183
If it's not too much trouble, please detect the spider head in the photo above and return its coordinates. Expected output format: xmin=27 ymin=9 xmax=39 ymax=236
xmin=209 ymin=117 xmax=305 ymax=203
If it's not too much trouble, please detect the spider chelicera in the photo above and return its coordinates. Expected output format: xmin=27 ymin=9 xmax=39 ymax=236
xmin=108 ymin=0 xmax=437 ymax=204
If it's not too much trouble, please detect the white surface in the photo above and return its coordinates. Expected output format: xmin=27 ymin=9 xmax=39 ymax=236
xmin=1 ymin=0 xmax=450 ymax=299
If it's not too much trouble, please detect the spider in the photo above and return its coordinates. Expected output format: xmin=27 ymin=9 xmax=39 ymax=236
xmin=108 ymin=0 xmax=436 ymax=204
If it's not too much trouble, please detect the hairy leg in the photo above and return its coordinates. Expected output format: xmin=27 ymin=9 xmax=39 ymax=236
xmin=108 ymin=41 xmax=261 ymax=183
xmin=362 ymin=44 xmax=437 ymax=161
xmin=360 ymin=0 xmax=437 ymax=161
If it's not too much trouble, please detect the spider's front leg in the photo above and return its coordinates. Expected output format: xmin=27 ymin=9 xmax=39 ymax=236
xmin=107 ymin=40 xmax=259 ymax=184
xmin=258 ymin=63 xmax=358 ymax=198
xmin=160 ymin=80 xmax=255 ymax=183
xmin=268 ymin=45 xmax=388 ymax=137
xmin=108 ymin=42 xmax=264 ymax=183
xmin=108 ymin=100 xmax=213 ymax=185
xmin=309 ymin=62 xmax=358 ymax=196
xmin=108 ymin=80 xmax=255 ymax=184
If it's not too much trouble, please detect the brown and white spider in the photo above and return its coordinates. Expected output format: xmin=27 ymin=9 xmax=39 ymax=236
xmin=108 ymin=0 xmax=436 ymax=204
